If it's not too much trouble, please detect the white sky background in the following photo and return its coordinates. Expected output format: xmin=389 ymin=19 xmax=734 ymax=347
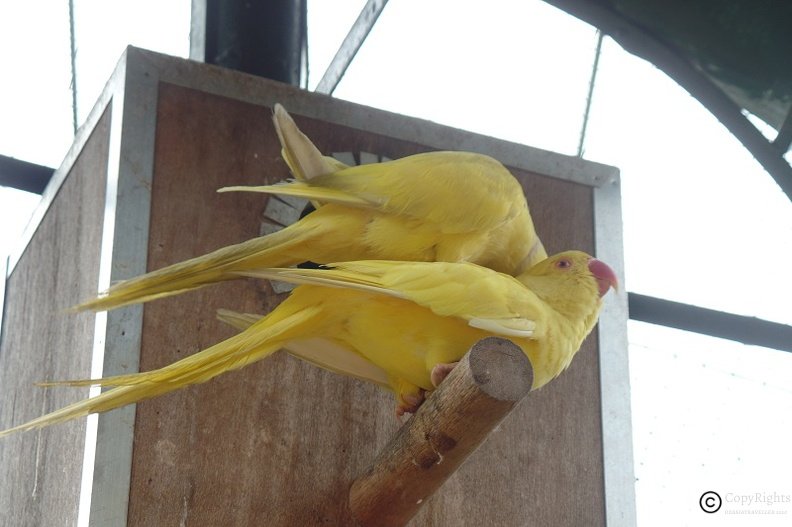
xmin=0 ymin=0 xmax=790 ymax=524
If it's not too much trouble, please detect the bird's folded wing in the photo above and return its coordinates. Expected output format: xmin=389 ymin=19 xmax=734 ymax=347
xmin=219 ymin=151 xmax=526 ymax=234
xmin=240 ymin=261 xmax=543 ymax=339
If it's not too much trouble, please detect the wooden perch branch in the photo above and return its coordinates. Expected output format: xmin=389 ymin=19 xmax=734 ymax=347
xmin=348 ymin=337 xmax=534 ymax=527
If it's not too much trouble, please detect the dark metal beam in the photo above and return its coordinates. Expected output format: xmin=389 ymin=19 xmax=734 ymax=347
xmin=0 ymin=155 xmax=53 ymax=194
xmin=191 ymin=0 xmax=307 ymax=85
xmin=543 ymin=0 xmax=792 ymax=203
xmin=628 ymin=293 xmax=792 ymax=353
xmin=314 ymin=0 xmax=389 ymax=95
xmin=773 ymin=107 xmax=792 ymax=154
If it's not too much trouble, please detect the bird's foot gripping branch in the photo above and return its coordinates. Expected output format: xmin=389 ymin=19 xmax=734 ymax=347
xmin=349 ymin=337 xmax=534 ymax=527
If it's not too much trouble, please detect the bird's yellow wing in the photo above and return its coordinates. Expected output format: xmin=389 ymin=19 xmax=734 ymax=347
xmin=216 ymin=309 xmax=391 ymax=388
xmin=240 ymin=261 xmax=543 ymax=339
xmin=220 ymin=151 xmax=527 ymax=235
xmin=268 ymin=104 xmax=546 ymax=272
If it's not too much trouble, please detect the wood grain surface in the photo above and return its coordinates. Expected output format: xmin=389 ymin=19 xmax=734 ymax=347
xmin=0 ymin=108 xmax=110 ymax=526
xmin=124 ymin=83 xmax=604 ymax=527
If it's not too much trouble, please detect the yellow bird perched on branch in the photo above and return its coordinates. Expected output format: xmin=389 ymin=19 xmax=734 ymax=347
xmin=73 ymin=104 xmax=546 ymax=312
xmin=0 ymin=251 xmax=616 ymax=436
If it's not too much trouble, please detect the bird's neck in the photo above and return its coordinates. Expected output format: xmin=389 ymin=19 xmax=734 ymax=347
xmin=520 ymin=275 xmax=602 ymax=324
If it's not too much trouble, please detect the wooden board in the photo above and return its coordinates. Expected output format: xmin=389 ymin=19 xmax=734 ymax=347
xmin=124 ymin=83 xmax=604 ymax=526
xmin=0 ymin=107 xmax=111 ymax=525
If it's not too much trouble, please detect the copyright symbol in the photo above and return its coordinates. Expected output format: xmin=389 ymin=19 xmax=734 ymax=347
xmin=700 ymin=491 xmax=722 ymax=513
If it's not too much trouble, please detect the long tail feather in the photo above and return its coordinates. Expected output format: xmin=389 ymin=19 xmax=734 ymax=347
xmin=0 ymin=307 xmax=320 ymax=437
xmin=71 ymin=221 xmax=320 ymax=312
xmin=216 ymin=308 xmax=260 ymax=331
xmin=272 ymin=103 xmax=347 ymax=183
xmin=218 ymin=182 xmax=373 ymax=208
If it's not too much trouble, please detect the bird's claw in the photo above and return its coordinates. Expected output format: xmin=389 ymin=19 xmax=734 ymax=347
xmin=395 ymin=390 xmax=426 ymax=417
xmin=430 ymin=362 xmax=459 ymax=387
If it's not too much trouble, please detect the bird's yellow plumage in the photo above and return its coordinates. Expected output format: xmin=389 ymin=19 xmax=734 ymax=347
xmin=72 ymin=105 xmax=546 ymax=312
xmin=0 ymin=251 xmax=616 ymax=437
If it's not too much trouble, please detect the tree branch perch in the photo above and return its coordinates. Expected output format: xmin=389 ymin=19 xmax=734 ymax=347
xmin=348 ymin=337 xmax=534 ymax=527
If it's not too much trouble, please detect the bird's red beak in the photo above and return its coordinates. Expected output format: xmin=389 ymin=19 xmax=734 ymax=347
xmin=588 ymin=258 xmax=618 ymax=297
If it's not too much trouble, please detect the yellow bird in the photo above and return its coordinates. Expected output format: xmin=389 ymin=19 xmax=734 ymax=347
xmin=0 ymin=251 xmax=616 ymax=436
xmin=73 ymin=105 xmax=546 ymax=312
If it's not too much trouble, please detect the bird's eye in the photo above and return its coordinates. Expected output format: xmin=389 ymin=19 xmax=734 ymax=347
xmin=555 ymin=259 xmax=572 ymax=270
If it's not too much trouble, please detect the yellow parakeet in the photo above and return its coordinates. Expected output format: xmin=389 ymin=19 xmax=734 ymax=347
xmin=0 ymin=251 xmax=616 ymax=437
xmin=73 ymin=105 xmax=546 ymax=312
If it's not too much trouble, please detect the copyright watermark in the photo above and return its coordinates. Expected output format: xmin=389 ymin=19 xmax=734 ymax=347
xmin=700 ymin=490 xmax=790 ymax=515
xmin=700 ymin=491 xmax=722 ymax=513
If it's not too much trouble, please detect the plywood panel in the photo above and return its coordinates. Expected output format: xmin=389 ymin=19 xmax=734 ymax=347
xmin=127 ymin=84 xmax=403 ymax=526
xmin=127 ymin=83 xmax=603 ymax=526
xmin=0 ymin=107 xmax=110 ymax=525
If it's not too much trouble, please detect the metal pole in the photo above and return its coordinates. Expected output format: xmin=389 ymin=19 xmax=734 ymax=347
xmin=315 ymin=0 xmax=389 ymax=95
xmin=577 ymin=30 xmax=603 ymax=157
xmin=628 ymin=293 xmax=792 ymax=353
xmin=68 ymin=0 xmax=79 ymax=133
xmin=191 ymin=0 xmax=307 ymax=85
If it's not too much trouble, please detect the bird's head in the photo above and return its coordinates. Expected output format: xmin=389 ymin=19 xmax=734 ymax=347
xmin=518 ymin=250 xmax=618 ymax=321
xmin=523 ymin=250 xmax=617 ymax=293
